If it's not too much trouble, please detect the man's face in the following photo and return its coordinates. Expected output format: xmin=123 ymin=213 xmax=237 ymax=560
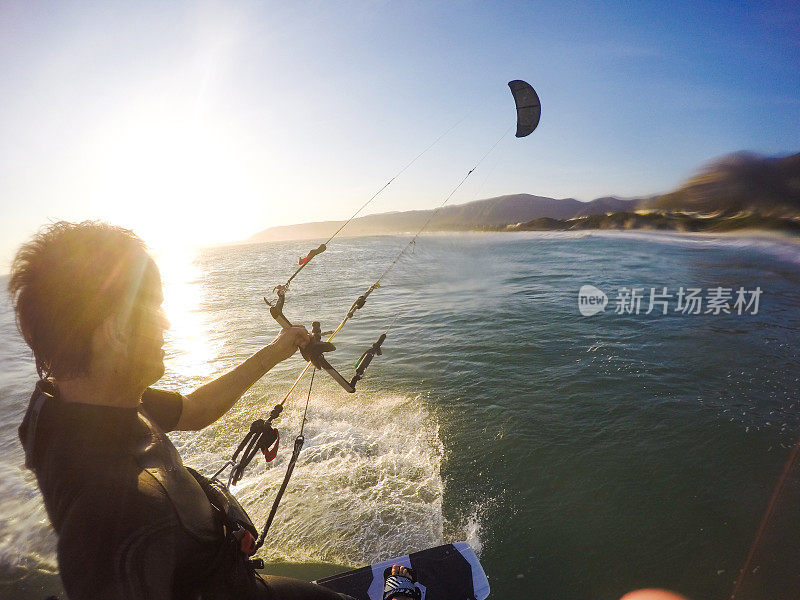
xmin=124 ymin=260 xmax=169 ymax=387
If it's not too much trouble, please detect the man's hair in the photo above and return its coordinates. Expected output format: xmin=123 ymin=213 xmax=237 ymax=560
xmin=8 ymin=221 xmax=152 ymax=379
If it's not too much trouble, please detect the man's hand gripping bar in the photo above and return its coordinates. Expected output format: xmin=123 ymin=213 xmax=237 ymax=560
xmin=265 ymin=285 xmax=386 ymax=393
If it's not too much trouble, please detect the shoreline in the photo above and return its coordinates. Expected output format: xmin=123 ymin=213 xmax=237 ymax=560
xmin=229 ymin=226 xmax=800 ymax=247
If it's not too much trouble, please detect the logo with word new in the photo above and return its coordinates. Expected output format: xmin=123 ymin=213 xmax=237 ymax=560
xmin=576 ymin=285 xmax=762 ymax=316
xmin=578 ymin=285 xmax=608 ymax=316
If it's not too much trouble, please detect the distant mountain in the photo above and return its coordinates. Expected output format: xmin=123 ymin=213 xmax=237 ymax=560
xmin=247 ymin=150 xmax=800 ymax=242
xmin=248 ymin=194 xmax=640 ymax=242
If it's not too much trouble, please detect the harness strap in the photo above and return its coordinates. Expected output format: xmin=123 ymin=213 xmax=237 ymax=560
xmin=184 ymin=469 xmax=262 ymax=598
xmin=21 ymin=381 xmax=54 ymax=471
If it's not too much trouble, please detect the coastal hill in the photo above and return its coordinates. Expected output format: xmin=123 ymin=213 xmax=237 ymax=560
xmin=512 ymin=151 xmax=800 ymax=234
xmin=651 ymin=151 xmax=800 ymax=217
xmin=248 ymin=195 xmax=640 ymax=242
xmin=248 ymin=151 xmax=800 ymax=242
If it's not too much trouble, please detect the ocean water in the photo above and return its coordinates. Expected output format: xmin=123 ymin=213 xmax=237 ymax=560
xmin=1 ymin=231 xmax=799 ymax=599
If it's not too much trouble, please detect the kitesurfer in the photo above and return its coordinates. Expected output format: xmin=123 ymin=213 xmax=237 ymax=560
xmin=10 ymin=221 xmax=357 ymax=599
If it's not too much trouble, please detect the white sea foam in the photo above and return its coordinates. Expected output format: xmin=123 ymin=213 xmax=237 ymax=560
xmin=181 ymin=390 xmax=462 ymax=567
xmin=0 ymin=462 xmax=58 ymax=572
xmin=460 ymin=507 xmax=484 ymax=558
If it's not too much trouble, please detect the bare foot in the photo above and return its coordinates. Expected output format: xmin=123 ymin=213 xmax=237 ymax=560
xmin=386 ymin=564 xmax=417 ymax=600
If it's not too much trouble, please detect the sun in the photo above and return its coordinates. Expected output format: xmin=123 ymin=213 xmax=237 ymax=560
xmin=84 ymin=101 xmax=260 ymax=252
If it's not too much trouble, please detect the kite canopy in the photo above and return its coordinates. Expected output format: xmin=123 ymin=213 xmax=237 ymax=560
xmin=508 ymin=80 xmax=541 ymax=138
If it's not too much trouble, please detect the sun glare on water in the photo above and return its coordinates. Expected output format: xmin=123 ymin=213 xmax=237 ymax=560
xmin=154 ymin=246 xmax=219 ymax=382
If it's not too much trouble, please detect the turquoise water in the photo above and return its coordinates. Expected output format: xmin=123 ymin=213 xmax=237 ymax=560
xmin=1 ymin=231 xmax=799 ymax=599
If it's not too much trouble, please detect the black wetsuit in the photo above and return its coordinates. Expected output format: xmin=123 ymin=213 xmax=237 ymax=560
xmin=19 ymin=380 xmax=353 ymax=600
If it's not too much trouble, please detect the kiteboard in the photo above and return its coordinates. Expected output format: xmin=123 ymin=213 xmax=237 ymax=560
xmin=314 ymin=542 xmax=489 ymax=600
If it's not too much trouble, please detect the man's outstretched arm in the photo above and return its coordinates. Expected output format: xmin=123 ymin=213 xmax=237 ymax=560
xmin=176 ymin=326 xmax=310 ymax=431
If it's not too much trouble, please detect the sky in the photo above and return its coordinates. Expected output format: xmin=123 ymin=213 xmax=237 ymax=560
xmin=1 ymin=1 xmax=798 ymax=267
